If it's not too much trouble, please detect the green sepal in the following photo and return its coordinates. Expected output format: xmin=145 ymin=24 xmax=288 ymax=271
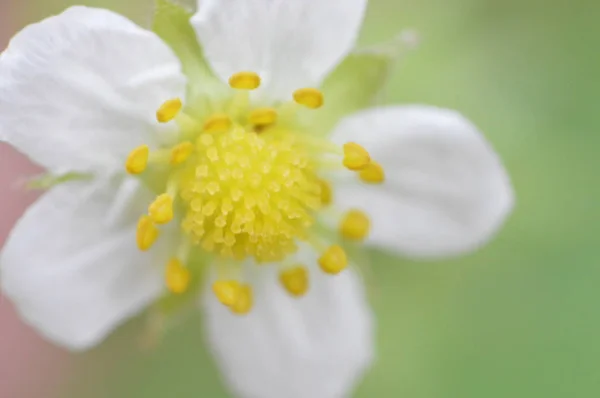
xmin=311 ymin=36 xmax=409 ymax=135
xmin=152 ymin=0 xmax=227 ymax=115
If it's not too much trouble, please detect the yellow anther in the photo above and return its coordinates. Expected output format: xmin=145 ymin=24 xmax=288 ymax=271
xmin=343 ymin=142 xmax=371 ymax=171
xmin=165 ymin=258 xmax=191 ymax=295
xmin=293 ymin=88 xmax=324 ymax=109
xmin=318 ymin=245 xmax=348 ymax=274
xmin=249 ymin=108 xmax=278 ymax=127
xmin=148 ymin=193 xmax=174 ymax=224
xmin=170 ymin=141 xmax=194 ymax=165
xmin=125 ymin=145 xmax=149 ymax=175
xmin=318 ymin=179 xmax=332 ymax=206
xmin=212 ymin=280 xmax=242 ymax=307
xmin=156 ymin=98 xmax=183 ymax=123
xmin=136 ymin=215 xmax=159 ymax=251
xmin=203 ymin=114 xmax=232 ymax=133
xmin=229 ymin=71 xmax=261 ymax=90
xmin=340 ymin=210 xmax=370 ymax=241
xmin=231 ymin=284 xmax=253 ymax=315
xmin=279 ymin=266 xmax=309 ymax=297
xmin=359 ymin=161 xmax=385 ymax=183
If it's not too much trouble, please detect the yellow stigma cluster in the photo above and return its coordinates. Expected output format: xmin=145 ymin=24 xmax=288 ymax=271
xmin=179 ymin=126 xmax=322 ymax=263
xmin=125 ymin=70 xmax=388 ymax=314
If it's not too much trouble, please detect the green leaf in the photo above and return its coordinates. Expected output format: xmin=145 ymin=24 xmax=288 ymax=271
xmin=312 ymin=37 xmax=408 ymax=135
xmin=152 ymin=0 xmax=227 ymax=114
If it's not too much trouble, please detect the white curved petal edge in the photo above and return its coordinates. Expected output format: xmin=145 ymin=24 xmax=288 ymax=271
xmin=202 ymin=257 xmax=374 ymax=398
xmin=0 ymin=6 xmax=186 ymax=173
xmin=0 ymin=177 xmax=171 ymax=350
xmin=331 ymin=105 xmax=514 ymax=258
xmin=191 ymin=0 xmax=367 ymax=100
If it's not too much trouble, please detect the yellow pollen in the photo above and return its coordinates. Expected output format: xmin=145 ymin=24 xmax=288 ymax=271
xmin=170 ymin=141 xmax=194 ymax=165
xmin=229 ymin=71 xmax=261 ymax=90
xmin=203 ymin=114 xmax=232 ymax=133
xmin=136 ymin=215 xmax=159 ymax=251
xmin=343 ymin=142 xmax=371 ymax=171
xmin=125 ymin=145 xmax=149 ymax=175
xmin=359 ymin=161 xmax=385 ymax=183
xmin=213 ymin=280 xmax=242 ymax=307
xmin=156 ymin=98 xmax=183 ymax=123
xmin=318 ymin=245 xmax=348 ymax=274
xmin=179 ymin=125 xmax=321 ymax=263
xmin=231 ymin=284 xmax=253 ymax=315
xmin=148 ymin=193 xmax=174 ymax=224
xmin=165 ymin=258 xmax=191 ymax=294
xmin=279 ymin=266 xmax=309 ymax=297
xmin=340 ymin=210 xmax=370 ymax=241
xmin=318 ymin=179 xmax=332 ymax=206
xmin=293 ymin=88 xmax=324 ymax=109
xmin=249 ymin=108 xmax=278 ymax=127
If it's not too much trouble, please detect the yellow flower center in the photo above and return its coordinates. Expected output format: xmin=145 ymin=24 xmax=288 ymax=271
xmin=179 ymin=124 xmax=321 ymax=263
xmin=124 ymin=71 xmax=386 ymax=315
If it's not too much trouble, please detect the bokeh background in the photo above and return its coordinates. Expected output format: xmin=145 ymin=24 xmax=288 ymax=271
xmin=1 ymin=0 xmax=599 ymax=397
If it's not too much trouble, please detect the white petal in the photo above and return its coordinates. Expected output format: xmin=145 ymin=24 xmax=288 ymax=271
xmin=331 ymin=105 xmax=514 ymax=258
xmin=191 ymin=0 xmax=367 ymax=99
xmin=0 ymin=177 xmax=171 ymax=350
xmin=203 ymin=256 xmax=374 ymax=398
xmin=0 ymin=6 xmax=186 ymax=173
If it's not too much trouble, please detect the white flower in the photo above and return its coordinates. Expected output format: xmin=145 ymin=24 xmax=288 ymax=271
xmin=0 ymin=1 xmax=513 ymax=398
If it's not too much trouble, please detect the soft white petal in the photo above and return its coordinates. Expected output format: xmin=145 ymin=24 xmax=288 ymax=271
xmin=191 ymin=0 xmax=367 ymax=99
xmin=0 ymin=6 xmax=186 ymax=173
xmin=330 ymin=105 xmax=514 ymax=258
xmin=203 ymin=253 xmax=374 ymax=398
xmin=0 ymin=177 xmax=171 ymax=350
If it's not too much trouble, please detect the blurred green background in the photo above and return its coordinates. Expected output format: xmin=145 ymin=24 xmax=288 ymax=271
xmin=10 ymin=0 xmax=600 ymax=397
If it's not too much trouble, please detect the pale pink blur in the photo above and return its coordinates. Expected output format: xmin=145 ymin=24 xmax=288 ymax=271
xmin=0 ymin=1 xmax=71 ymax=396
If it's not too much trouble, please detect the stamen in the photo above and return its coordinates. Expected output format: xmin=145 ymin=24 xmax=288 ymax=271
xmin=165 ymin=258 xmax=191 ymax=294
xmin=213 ymin=280 xmax=242 ymax=307
xmin=249 ymin=108 xmax=278 ymax=127
xmin=156 ymin=98 xmax=183 ymax=123
xmin=136 ymin=215 xmax=159 ymax=251
xmin=170 ymin=141 xmax=194 ymax=165
xmin=359 ymin=161 xmax=385 ymax=183
xmin=229 ymin=91 xmax=250 ymax=119
xmin=203 ymin=114 xmax=232 ymax=133
xmin=318 ymin=245 xmax=348 ymax=274
xmin=148 ymin=193 xmax=174 ymax=224
xmin=343 ymin=142 xmax=371 ymax=171
xmin=176 ymin=113 xmax=202 ymax=135
xmin=339 ymin=210 xmax=370 ymax=241
xmin=125 ymin=145 xmax=149 ymax=175
xmin=318 ymin=179 xmax=332 ymax=206
xmin=147 ymin=149 xmax=171 ymax=164
xmin=231 ymin=284 xmax=253 ymax=315
xmin=229 ymin=71 xmax=261 ymax=90
xmin=289 ymin=133 xmax=341 ymax=153
xmin=293 ymin=88 xmax=324 ymax=109
xmin=279 ymin=266 xmax=309 ymax=297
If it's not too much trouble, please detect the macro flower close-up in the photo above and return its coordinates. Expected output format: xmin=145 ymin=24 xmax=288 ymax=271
xmin=0 ymin=0 xmax=514 ymax=397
